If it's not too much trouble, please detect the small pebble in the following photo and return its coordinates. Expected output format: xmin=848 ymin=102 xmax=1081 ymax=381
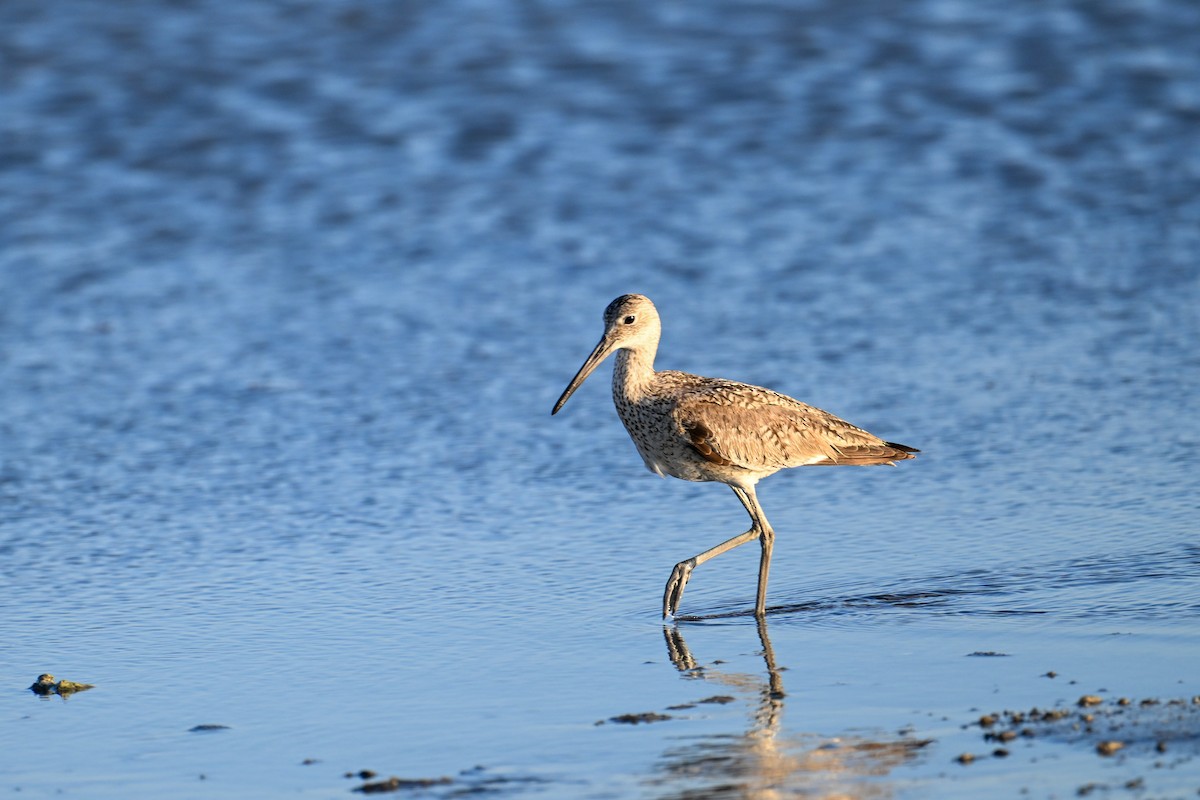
xmin=1078 ymin=695 xmax=1103 ymax=708
xmin=28 ymin=674 xmax=95 ymax=696
xmin=955 ymin=753 xmax=976 ymax=764
xmin=1096 ymin=740 xmax=1124 ymax=756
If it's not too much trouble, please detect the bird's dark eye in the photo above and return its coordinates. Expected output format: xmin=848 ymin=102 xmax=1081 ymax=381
xmin=623 ymin=315 xmax=636 ymax=325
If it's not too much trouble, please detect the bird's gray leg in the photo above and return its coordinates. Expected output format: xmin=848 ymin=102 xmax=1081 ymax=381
xmin=662 ymin=483 xmax=771 ymax=618
xmin=733 ymin=485 xmax=775 ymax=617
xmin=663 ymin=528 xmax=759 ymax=618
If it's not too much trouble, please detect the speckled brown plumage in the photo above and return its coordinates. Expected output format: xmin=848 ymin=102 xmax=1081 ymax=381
xmin=552 ymin=294 xmax=917 ymax=618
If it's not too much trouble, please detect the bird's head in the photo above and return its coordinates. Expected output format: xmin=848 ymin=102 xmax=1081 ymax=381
xmin=552 ymin=294 xmax=661 ymax=415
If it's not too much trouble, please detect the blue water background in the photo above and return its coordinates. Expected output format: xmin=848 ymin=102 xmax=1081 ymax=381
xmin=2 ymin=0 xmax=1198 ymax=797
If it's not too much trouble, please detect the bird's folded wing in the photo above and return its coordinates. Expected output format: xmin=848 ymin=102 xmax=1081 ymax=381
xmin=672 ymin=385 xmax=905 ymax=470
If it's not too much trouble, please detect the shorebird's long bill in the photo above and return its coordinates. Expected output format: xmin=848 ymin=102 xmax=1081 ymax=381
xmin=552 ymin=334 xmax=615 ymax=415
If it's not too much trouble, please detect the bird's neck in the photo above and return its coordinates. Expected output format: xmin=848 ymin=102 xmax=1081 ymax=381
xmin=613 ymin=346 xmax=656 ymax=403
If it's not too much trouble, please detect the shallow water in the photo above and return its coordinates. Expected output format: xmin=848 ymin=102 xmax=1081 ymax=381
xmin=2 ymin=0 xmax=1199 ymax=797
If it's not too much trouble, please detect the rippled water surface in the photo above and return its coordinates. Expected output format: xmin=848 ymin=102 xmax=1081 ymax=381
xmin=2 ymin=0 xmax=1198 ymax=797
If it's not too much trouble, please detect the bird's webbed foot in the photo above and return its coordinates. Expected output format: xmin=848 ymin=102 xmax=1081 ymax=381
xmin=663 ymin=558 xmax=696 ymax=618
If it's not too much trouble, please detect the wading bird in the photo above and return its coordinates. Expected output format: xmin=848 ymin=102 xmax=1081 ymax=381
xmin=552 ymin=294 xmax=917 ymax=618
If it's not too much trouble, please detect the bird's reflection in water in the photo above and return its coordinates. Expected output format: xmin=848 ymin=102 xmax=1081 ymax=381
xmin=655 ymin=620 xmax=929 ymax=799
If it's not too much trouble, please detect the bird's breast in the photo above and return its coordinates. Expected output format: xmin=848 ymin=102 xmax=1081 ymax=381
xmin=613 ymin=394 xmax=730 ymax=483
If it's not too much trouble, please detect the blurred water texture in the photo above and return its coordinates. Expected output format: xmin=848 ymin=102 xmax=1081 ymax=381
xmin=1 ymin=0 xmax=1198 ymax=797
